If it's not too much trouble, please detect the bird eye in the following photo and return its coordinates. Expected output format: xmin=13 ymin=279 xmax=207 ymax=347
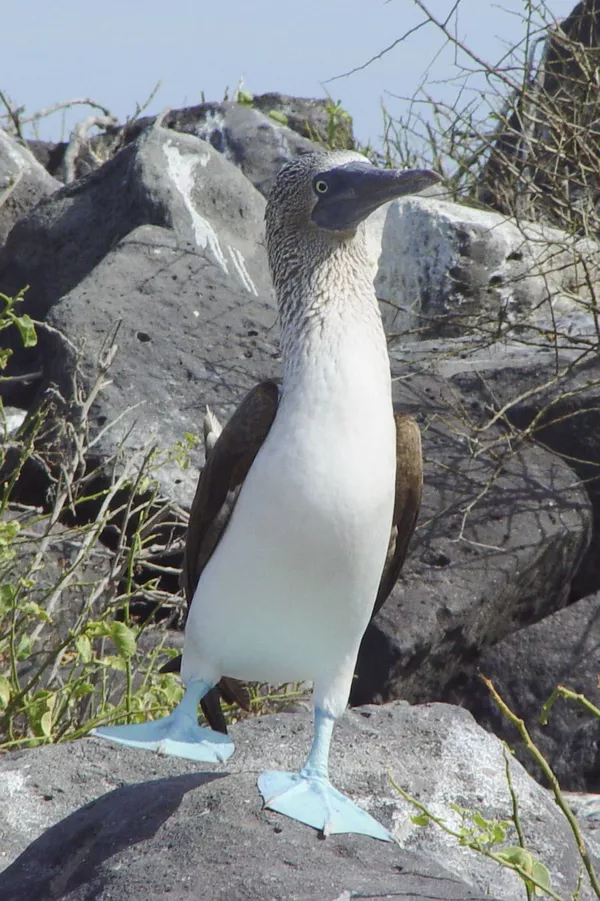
xmin=314 ymin=179 xmax=329 ymax=195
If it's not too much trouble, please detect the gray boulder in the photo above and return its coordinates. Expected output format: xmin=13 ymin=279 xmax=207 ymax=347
xmin=251 ymin=91 xmax=355 ymax=149
xmin=445 ymin=591 xmax=600 ymax=792
xmin=451 ymin=354 xmax=600 ymax=600
xmin=0 ymin=129 xmax=60 ymax=246
xmin=0 ymin=122 xmax=278 ymax=505
xmin=36 ymin=102 xmax=320 ymax=198
xmin=565 ymin=792 xmax=600 ymax=863
xmin=374 ymin=194 xmax=600 ymax=342
xmin=351 ymin=371 xmax=591 ymax=707
xmin=125 ymin=102 xmax=319 ymax=197
xmin=0 ymin=702 xmax=592 ymax=900
xmin=25 ymin=96 xmax=333 ymax=195
xmin=0 ymin=120 xmax=274 ymax=319
xmin=24 ymin=139 xmax=66 ymax=180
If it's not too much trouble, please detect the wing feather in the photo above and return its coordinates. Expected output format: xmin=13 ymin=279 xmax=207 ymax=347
xmin=372 ymin=412 xmax=422 ymax=619
xmin=161 ymin=381 xmax=279 ymax=733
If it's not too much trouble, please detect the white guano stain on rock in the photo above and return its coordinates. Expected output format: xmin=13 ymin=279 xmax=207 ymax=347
xmin=163 ymin=140 xmax=229 ymax=276
xmin=0 ymin=130 xmax=28 ymax=172
xmin=194 ymin=108 xmax=229 ymax=151
xmin=228 ymin=245 xmax=258 ymax=296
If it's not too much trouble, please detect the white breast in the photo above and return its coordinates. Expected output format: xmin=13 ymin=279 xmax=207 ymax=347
xmin=182 ymin=299 xmax=396 ymax=717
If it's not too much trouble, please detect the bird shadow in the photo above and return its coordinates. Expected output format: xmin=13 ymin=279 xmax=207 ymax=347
xmin=0 ymin=771 xmax=226 ymax=901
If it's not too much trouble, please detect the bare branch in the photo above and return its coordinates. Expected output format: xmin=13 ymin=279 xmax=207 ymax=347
xmin=60 ymin=114 xmax=120 ymax=184
xmin=324 ymin=19 xmax=430 ymax=83
xmin=19 ymin=97 xmax=115 ymax=126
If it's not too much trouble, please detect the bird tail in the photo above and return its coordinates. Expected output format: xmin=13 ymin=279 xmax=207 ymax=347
xmin=203 ymin=406 xmax=223 ymax=456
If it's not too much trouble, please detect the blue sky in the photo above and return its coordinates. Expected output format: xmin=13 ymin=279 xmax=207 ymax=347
xmin=2 ymin=1 xmax=575 ymax=150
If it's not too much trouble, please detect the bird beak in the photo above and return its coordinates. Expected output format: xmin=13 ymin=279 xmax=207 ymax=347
xmin=312 ymin=163 xmax=442 ymax=231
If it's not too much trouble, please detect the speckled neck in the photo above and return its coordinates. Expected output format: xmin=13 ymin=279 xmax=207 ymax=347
xmin=268 ymin=223 xmax=387 ymax=390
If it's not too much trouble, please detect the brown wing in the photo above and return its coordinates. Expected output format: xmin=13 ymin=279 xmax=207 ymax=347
xmin=161 ymin=381 xmax=279 ymax=733
xmin=372 ymin=412 xmax=422 ymax=619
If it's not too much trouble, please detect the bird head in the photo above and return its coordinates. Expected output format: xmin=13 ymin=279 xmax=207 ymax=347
xmin=266 ymin=150 xmax=441 ymax=245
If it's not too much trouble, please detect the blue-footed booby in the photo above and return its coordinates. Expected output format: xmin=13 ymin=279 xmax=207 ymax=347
xmin=92 ymin=150 xmax=437 ymax=841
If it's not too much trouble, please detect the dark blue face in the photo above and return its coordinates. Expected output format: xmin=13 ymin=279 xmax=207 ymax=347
xmin=311 ymin=162 xmax=441 ymax=231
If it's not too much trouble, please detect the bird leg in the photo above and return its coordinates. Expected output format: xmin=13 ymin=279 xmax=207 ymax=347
xmin=258 ymin=708 xmax=392 ymax=841
xmin=91 ymin=678 xmax=234 ymax=763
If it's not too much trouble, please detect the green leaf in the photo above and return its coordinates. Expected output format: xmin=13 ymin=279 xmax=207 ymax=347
xmin=498 ymin=846 xmax=532 ymax=867
xmin=110 ymin=622 xmax=136 ymax=659
xmin=32 ymin=689 xmax=53 ymax=703
xmin=0 ymin=521 xmax=20 ymax=565
xmin=16 ymin=633 xmax=32 ymax=660
xmin=532 ymin=861 xmax=552 ymax=896
xmin=161 ymin=677 xmax=183 ymax=705
xmin=86 ymin=621 xmax=112 ymax=639
xmin=40 ymin=710 xmax=53 ymax=737
xmin=71 ymin=680 xmax=94 ymax=699
xmin=0 ymin=547 xmax=16 ymax=566
xmin=26 ymin=691 xmax=55 ymax=738
xmin=492 ymin=823 xmax=507 ymax=844
xmin=18 ymin=577 xmax=35 ymax=590
xmin=410 ymin=813 xmax=430 ymax=827
xmin=268 ymin=110 xmax=288 ymax=125
xmin=75 ymin=634 xmax=93 ymax=663
xmin=0 ymin=675 xmax=11 ymax=709
xmin=13 ymin=313 xmax=37 ymax=348
xmin=0 ymin=582 xmax=16 ymax=616
xmin=101 ymin=654 xmax=127 ymax=671
xmin=0 ymin=520 xmax=20 ymax=545
xmin=21 ymin=600 xmax=51 ymax=622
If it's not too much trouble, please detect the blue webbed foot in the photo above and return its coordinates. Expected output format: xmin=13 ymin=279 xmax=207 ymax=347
xmin=258 ymin=770 xmax=392 ymax=841
xmin=91 ymin=714 xmax=233 ymax=762
xmin=91 ymin=679 xmax=234 ymax=763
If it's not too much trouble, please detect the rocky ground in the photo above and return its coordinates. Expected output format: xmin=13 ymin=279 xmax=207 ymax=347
xmin=1 ymin=703 xmax=596 ymax=901
xmin=1 ymin=92 xmax=599 ymax=898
